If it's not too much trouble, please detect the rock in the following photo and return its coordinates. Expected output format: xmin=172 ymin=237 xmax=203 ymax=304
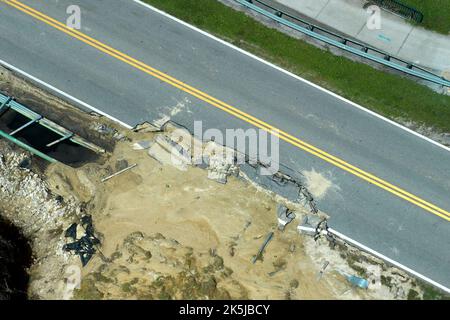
xmin=18 ymin=157 xmax=31 ymax=169
xmin=132 ymin=140 xmax=153 ymax=150
xmin=76 ymin=170 xmax=97 ymax=198
xmin=204 ymin=142 xmax=237 ymax=184
xmin=0 ymin=143 xmax=80 ymax=299
xmin=115 ymin=159 xmax=129 ymax=171
xmin=92 ymin=123 xmax=115 ymax=135
xmin=290 ymin=279 xmax=299 ymax=289
xmin=113 ymin=132 xmax=126 ymax=141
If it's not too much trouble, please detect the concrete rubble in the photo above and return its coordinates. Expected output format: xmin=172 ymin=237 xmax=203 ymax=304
xmin=132 ymin=140 xmax=152 ymax=150
xmin=0 ymin=143 xmax=81 ymax=299
xmin=276 ymin=204 xmax=296 ymax=230
xmin=144 ymin=121 xmax=324 ymax=219
xmin=239 ymin=163 xmax=301 ymax=202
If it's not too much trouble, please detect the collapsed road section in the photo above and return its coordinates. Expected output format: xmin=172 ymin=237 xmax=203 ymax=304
xmin=0 ymin=62 xmax=448 ymax=300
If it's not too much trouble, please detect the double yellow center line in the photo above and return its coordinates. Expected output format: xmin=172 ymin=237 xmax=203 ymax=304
xmin=4 ymin=0 xmax=450 ymax=221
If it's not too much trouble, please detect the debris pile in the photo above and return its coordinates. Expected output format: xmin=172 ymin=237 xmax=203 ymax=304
xmin=143 ymin=121 xmax=321 ymax=214
xmin=63 ymin=215 xmax=101 ymax=266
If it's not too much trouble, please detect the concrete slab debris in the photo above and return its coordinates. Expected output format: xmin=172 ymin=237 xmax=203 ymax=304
xmin=203 ymin=141 xmax=238 ymax=184
xmin=132 ymin=140 xmax=153 ymax=150
xmin=133 ymin=122 xmax=162 ymax=133
xmin=276 ymin=204 xmax=296 ymax=230
xmin=240 ymin=163 xmax=300 ymax=202
xmin=152 ymin=116 xmax=171 ymax=131
xmin=147 ymin=134 xmax=191 ymax=171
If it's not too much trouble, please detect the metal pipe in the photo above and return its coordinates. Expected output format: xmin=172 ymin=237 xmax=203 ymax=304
xmin=10 ymin=115 xmax=42 ymax=136
xmin=46 ymin=133 xmax=74 ymax=147
xmin=101 ymin=163 xmax=137 ymax=182
xmin=252 ymin=231 xmax=274 ymax=264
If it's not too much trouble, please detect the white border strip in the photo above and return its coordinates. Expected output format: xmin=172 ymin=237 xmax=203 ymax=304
xmin=328 ymin=227 xmax=450 ymax=294
xmin=0 ymin=58 xmax=134 ymax=129
xmin=133 ymin=0 xmax=450 ymax=154
xmin=2 ymin=1 xmax=449 ymax=294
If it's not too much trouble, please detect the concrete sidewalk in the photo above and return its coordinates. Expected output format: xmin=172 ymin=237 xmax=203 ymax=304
xmin=275 ymin=0 xmax=450 ymax=74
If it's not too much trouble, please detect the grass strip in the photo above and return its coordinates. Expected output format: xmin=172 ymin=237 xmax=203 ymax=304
xmin=143 ymin=0 xmax=450 ymax=133
xmin=402 ymin=0 xmax=450 ymax=34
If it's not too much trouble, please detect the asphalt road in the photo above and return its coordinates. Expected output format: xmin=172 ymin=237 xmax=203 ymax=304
xmin=1 ymin=0 xmax=449 ymax=290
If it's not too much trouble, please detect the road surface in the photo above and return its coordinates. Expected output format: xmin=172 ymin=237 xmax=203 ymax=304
xmin=0 ymin=0 xmax=449 ymax=290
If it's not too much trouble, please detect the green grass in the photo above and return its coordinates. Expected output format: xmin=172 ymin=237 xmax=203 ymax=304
xmin=142 ymin=0 xmax=450 ymax=133
xmin=418 ymin=281 xmax=450 ymax=300
xmin=402 ymin=0 xmax=450 ymax=34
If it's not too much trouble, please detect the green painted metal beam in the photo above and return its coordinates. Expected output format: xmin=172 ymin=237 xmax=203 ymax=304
xmin=0 ymin=128 xmax=57 ymax=163
xmin=0 ymin=97 xmax=11 ymax=116
xmin=0 ymin=92 xmax=105 ymax=154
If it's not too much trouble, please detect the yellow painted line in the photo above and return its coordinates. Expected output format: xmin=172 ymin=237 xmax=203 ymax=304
xmin=9 ymin=0 xmax=448 ymax=218
xmin=5 ymin=0 xmax=450 ymax=221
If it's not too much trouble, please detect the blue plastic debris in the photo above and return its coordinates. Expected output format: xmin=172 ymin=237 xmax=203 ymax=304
xmin=346 ymin=275 xmax=369 ymax=289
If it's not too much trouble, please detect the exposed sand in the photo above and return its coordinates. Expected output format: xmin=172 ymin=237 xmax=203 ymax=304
xmin=302 ymin=169 xmax=335 ymax=200
xmin=50 ymin=138 xmax=342 ymax=299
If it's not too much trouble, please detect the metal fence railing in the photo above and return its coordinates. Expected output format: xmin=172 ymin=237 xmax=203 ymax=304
xmin=370 ymin=0 xmax=424 ymax=23
xmin=236 ymin=0 xmax=450 ymax=88
xmin=0 ymin=91 xmax=105 ymax=162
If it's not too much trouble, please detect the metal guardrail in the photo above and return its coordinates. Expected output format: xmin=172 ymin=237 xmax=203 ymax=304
xmin=0 ymin=92 xmax=105 ymax=162
xmin=0 ymin=128 xmax=57 ymax=163
xmin=237 ymin=0 xmax=450 ymax=88
xmin=370 ymin=0 xmax=423 ymax=23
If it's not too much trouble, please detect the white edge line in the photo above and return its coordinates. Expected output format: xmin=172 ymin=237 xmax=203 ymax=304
xmin=0 ymin=58 xmax=134 ymax=130
xmin=328 ymin=227 xmax=450 ymax=294
xmin=132 ymin=1 xmax=450 ymax=293
xmin=132 ymin=0 xmax=450 ymax=154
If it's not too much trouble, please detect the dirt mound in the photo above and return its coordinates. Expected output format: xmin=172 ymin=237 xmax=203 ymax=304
xmin=75 ymin=232 xmax=246 ymax=300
